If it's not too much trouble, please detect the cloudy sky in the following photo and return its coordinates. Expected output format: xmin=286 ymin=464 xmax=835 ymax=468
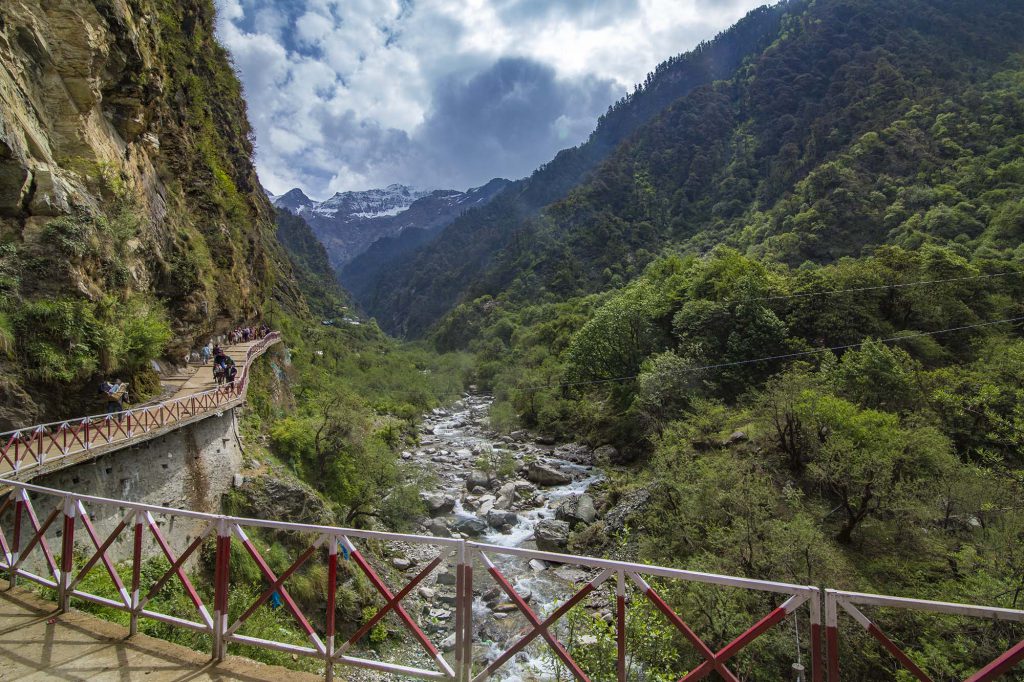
xmin=215 ymin=0 xmax=766 ymax=198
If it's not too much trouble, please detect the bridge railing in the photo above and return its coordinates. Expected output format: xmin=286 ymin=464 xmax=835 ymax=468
xmin=460 ymin=541 xmax=821 ymax=682
xmin=0 ymin=332 xmax=281 ymax=477
xmin=825 ymin=589 xmax=1024 ymax=681
xmin=1 ymin=475 xmax=1022 ymax=681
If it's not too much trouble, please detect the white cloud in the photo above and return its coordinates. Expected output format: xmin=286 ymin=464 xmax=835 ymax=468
xmin=215 ymin=0 xmax=767 ymax=198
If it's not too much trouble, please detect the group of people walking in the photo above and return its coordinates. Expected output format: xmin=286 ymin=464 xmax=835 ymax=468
xmin=211 ymin=345 xmax=237 ymax=388
xmin=93 ymin=322 xmax=268 ymax=417
xmin=229 ymin=323 xmax=270 ymax=345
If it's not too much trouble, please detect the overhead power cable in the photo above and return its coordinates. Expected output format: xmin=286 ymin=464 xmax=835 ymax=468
xmin=733 ymin=270 xmax=1023 ymax=305
xmin=515 ymin=315 xmax=1024 ymax=393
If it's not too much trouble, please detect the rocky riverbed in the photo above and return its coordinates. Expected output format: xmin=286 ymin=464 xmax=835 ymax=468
xmin=388 ymin=394 xmax=629 ymax=678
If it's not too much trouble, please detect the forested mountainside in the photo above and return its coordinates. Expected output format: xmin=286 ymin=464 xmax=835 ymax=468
xmin=428 ymin=1 xmax=1024 ymax=676
xmin=339 ymin=178 xmax=511 ymax=303
xmin=371 ymin=0 xmax=1024 ymax=339
xmin=460 ymin=0 xmax=1024 ymax=309
xmin=0 ymin=0 xmax=310 ymax=425
xmin=350 ymin=1 xmax=799 ymax=336
xmin=274 ymin=208 xmax=350 ymax=317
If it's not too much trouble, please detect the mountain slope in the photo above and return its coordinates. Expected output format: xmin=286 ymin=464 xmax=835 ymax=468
xmin=281 ymin=184 xmax=430 ymax=268
xmin=339 ymin=178 xmax=511 ymax=302
xmin=475 ymin=0 xmax=1024 ymax=305
xmin=0 ymin=0 xmax=306 ymax=424
xmin=275 ymin=181 xmax=511 ymax=272
xmin=407 ymin=0 xmax=1024 ymax=345
xmin=356 ymin=0 xmax=801 ymax=336
xmin=274 ymin=208 xmax=350 ymax=317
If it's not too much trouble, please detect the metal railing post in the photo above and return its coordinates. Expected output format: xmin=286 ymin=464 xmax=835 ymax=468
xmin=35 ymin=428 xmax=44 ymax=465
xmin=58 ymin=495 xmax=76 ymax=611
xmin=213 ymin=518 xmax=231 ymax=661
xmin=616 ymin=569 xmax=626 ymax=682
xmin=129 ymin=510 xmax=144 ymax=636
xmin=461 ymin=544 xmax=474 ymax=682
xmin=326 ymin=535 xmax=338 ymax=682
xmin=455 ymin=541 xmax=466 ymax=682
xmin=10 ymin=490 xmax=24 ymax=587
xmin=810 ymin=588 xmax=822 ymax=682
xmin=825 ymin=590 xmax=839 ymax=681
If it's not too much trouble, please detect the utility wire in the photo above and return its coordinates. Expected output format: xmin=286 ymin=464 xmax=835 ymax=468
xmin=515 ymin=315 xmax=1024 ymax=393
xmin=731 ymin=270 xmax=1023 ymax=305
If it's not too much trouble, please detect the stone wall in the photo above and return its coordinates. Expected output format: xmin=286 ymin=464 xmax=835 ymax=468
xmin=19 ymin=407 xmax=243 ymax=567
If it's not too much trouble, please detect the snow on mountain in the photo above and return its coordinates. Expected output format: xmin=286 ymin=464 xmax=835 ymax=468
xmin=271 ymin=182 xmax=508 ymax=268
xmin=295 ymin=184 xmax=431 ymax=221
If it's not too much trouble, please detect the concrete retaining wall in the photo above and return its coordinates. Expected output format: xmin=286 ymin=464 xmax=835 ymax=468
xmin=18 ymin=407 xmax=243 ymax=567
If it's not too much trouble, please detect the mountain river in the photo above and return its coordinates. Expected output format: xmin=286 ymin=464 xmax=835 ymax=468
xmin=387 ymin=393 xmax=609 ymax=680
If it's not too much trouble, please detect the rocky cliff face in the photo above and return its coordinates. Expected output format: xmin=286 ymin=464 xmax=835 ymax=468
xmin=0 ymin=0 xmax=304 ymax=424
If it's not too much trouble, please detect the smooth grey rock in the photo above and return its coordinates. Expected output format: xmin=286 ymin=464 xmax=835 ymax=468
xmin=466 ymin=469 xmax=494 ymax=491
xmin=593 ymin=444 xmax=619 ymax=464
xmin=451 ymin=515 xmax=488 ymax=536
xmin=553 ymin=442 xmax=594 ymax=465
xmin=555 ymin=494 xmax=597 ymax=528
xmin=526 ymin=461 xmax=571 ymax=486
xmin=486 ymin=510 xmax=519 ymax=532
xmin=421 ymin=491 xmax=456 ymax=515
xmin=723 ymin=430 xmax=749 ymax=446
xmin=426 ymin=518 xmax=451 ymax=537
xmin=604 ymin=488 xmax=652 ymax=534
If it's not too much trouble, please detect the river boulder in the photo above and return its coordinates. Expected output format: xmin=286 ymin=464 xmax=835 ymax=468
xmin=555 ymin=494 xmax=597 ymax=528
xmin=553 ymin=443 xmax=594 ymax=465
xmin=486 ymin=510 xmax=519 ymax=532
xmin=526 ymin=461 xmax=572 ymax=486
xmin=425 ymin=518 xmax=451 ymax=537
xmin=234 ymin=475 xmax=335 ymax=527
xmin=593 ymin=444 xmax=619 ymax=464
xmin=466 ymin=469 xmax=496 ymax=492
xmin=452 ymin=515 xmax=488 ymax=536
xmin=420 ymin=491 xmax=456 ymax=515
xmin=494 ymin=481 xmax=518 ymax=510
xmin=534 ymin=519 xmax=571 ymax=552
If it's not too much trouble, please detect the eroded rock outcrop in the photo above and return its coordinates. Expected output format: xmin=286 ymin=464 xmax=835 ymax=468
xmin=0 ymin=0 xmax=307 ymax=424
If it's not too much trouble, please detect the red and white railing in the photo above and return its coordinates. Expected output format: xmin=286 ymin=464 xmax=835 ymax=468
xmin=0 ymin=477 xmax=462 ymax=681
xmin=0 ymin=332 xmax=280 ymax=478
xmin=825 ymin=589 xmax=1024 ymax=681
xmin=0 ymin=475 xmax=1022 ymax=680
xmin=462 ymin=542 xmax=819 ymax=682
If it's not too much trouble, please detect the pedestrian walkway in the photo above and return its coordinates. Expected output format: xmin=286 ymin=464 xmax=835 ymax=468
xmin=0 ymin=586 xmax=320 ymax=681
xmin=162 ymin=339 xmax=261 ymax=402
xmin=0 ymin=333 xmax=281 ymax=481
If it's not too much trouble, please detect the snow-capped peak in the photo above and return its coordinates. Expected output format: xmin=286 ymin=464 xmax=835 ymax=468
xmin=305 ymin=185 xmax=432 ymax=220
